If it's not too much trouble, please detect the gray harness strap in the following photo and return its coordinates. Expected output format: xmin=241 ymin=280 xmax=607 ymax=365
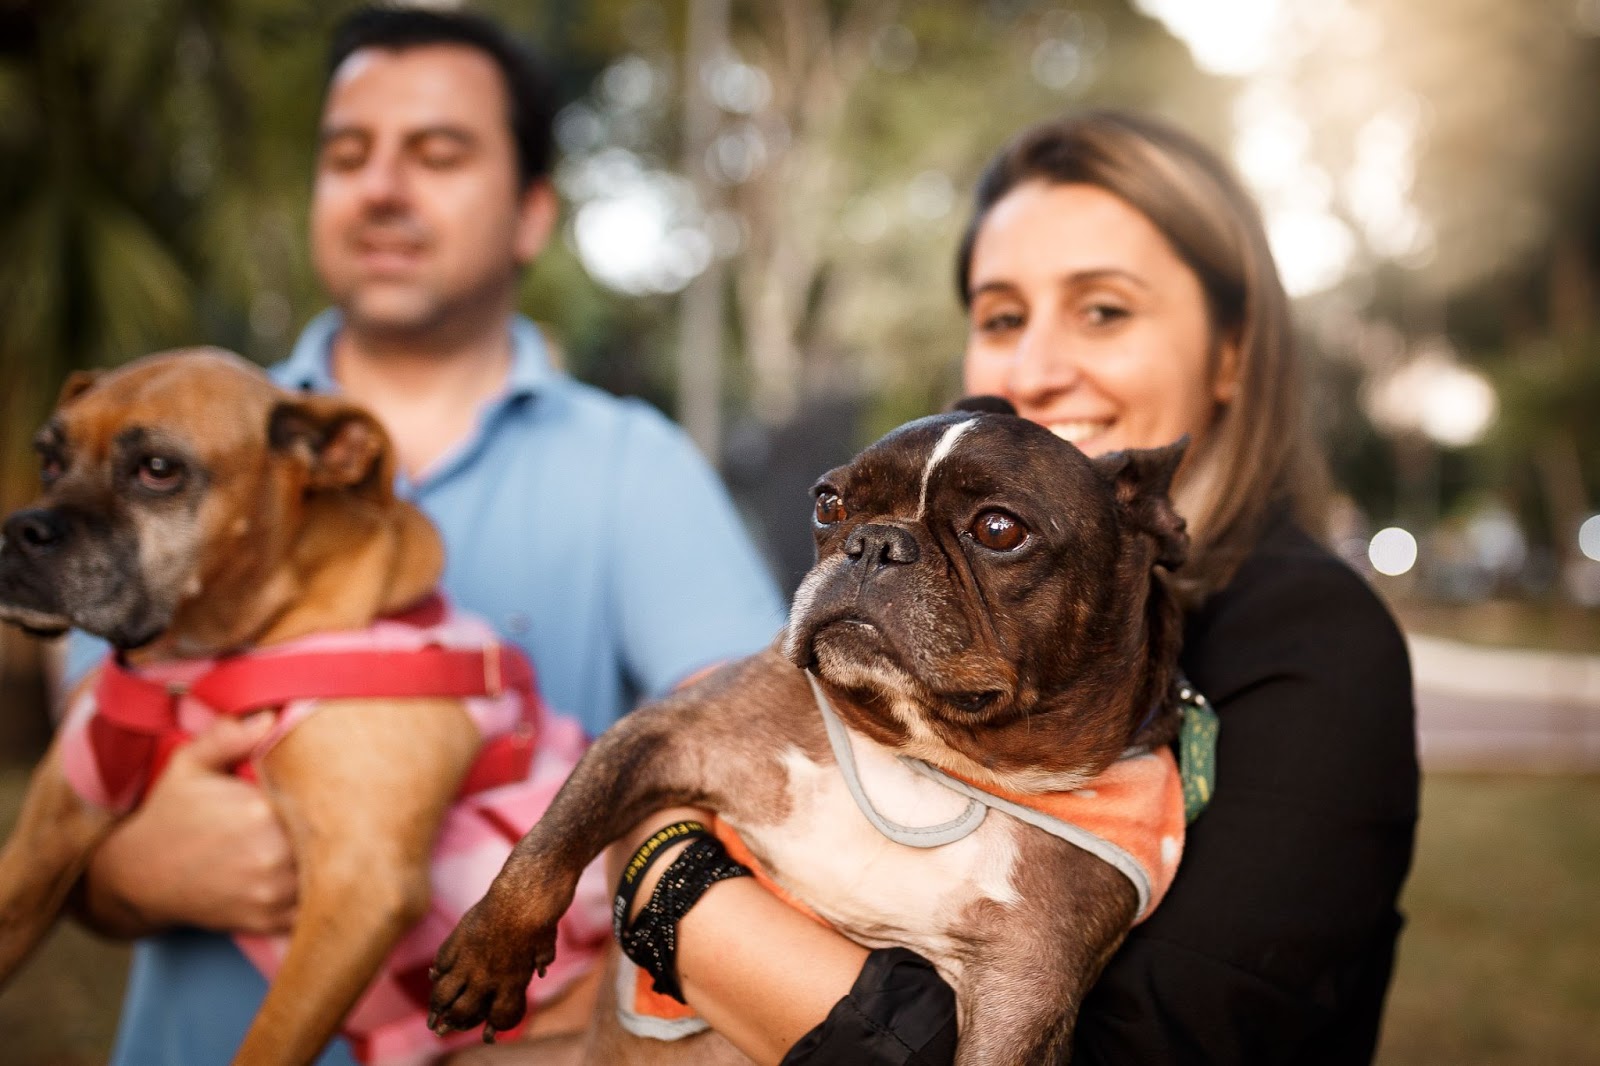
xmin=807 ymin=672 xmax=988 ymax=848
xmin=807 ymin=672 xmax=1156 ymax=916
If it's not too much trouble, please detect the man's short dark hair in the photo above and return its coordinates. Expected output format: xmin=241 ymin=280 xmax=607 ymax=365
xmin=327 ymin=5 xmax=557 ymax=189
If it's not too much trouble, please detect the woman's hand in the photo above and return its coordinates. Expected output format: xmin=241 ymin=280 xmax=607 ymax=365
xmin=78 ymin=713 xmax=299 ymax=937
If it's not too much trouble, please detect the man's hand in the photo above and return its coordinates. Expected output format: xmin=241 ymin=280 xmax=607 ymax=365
xmin=77 ymin=713 xmax=298 ymax=938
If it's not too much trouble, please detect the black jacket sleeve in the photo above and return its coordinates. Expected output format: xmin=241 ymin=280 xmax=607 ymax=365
xmin=781 ymin=948 xmax=959 ymax=1066
xmin=1072 ymin=516 xmax=1419 ymax=1065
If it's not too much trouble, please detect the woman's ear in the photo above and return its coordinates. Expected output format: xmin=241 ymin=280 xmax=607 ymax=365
xmin=1211 ymin=335 xmax=1242 ymax=406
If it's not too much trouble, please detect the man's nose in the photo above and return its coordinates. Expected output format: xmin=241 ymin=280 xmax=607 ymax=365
xmin=1009 ymin=317 xmax=1082 ymax=404
xmin=355 ymin=149 xmax=409 ymax=208
xmin=844 ymin=523 xmax=920 ymax=571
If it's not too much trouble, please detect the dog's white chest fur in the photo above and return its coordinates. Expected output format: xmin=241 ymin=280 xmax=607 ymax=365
xmin=734 ymin=731 xmax=1023 ymax=990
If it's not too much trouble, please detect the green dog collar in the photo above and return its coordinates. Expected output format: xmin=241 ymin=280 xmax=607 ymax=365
xmin=1177 ymin=679 xmax=1219 ymax=824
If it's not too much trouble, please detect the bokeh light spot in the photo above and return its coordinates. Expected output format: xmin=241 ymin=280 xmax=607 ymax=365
xmin=1580 ymin=515 xmax=1600 ymax=563
xmin=1369 ymin=527 xmax=1419 ymax=576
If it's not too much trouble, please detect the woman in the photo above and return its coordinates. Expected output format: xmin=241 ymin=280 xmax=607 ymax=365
xmin=615 ymin=110 xmax=1419 ymax=1065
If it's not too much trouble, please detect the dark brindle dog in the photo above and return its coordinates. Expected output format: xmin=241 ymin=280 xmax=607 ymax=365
xmin=430 ymin=403 xmax=1191 ymax=1064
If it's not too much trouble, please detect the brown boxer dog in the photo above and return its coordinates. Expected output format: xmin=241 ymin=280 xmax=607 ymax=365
xmin=429 ymin=405 xmax=1190 ymax=1064
xmin=0 ymin=349 xmax=483 ymax=1065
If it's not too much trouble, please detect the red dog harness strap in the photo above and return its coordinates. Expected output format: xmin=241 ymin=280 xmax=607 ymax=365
xmin=85 ymin=595 xmax=538 ymax=808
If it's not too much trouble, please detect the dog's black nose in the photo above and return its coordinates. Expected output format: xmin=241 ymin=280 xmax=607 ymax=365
xmin=4 ymin=509 xmax=68 ymax=556
xmin=844 ymin=523 xmax=920 ymax=568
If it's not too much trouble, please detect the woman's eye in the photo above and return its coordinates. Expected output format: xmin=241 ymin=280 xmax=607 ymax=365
xmin=969 ymin=509 xmax=1027 ymax=551
xmin=136 ymin=455 xmax=185 ymax=492
xmin=1083 ymin=303 xmax=1130 ymax=327
xmin=977 ymin=310 xmax=1025 ymax=335
xmin=815 ymin=491 xmax=847 ymax=526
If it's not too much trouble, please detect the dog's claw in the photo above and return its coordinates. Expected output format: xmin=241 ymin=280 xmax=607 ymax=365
xmin=483 ymin=1025 xmax=497 ymax=1044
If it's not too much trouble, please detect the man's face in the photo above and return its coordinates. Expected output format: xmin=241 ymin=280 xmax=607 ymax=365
xmin=311 ymin=44 xmax=551 ymax=338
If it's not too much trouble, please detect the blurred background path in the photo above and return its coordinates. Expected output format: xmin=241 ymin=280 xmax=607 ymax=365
xmin=1413 ymin=635 xmax=1600 ymax=771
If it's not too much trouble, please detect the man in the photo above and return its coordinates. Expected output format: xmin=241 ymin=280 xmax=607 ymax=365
xmin=67 ymin=8 xmax=786 ymax=1064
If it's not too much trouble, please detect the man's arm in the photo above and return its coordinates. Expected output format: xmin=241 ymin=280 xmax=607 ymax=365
xmin=604 ymin=406 xmax=786 ymax=698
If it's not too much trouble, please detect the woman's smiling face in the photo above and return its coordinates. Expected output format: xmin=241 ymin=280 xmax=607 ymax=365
xmin=962 ymin=180 xmax=1236 ymax=459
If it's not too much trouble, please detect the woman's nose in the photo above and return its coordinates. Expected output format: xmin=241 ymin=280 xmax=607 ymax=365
xmin=1009 ymin=317 xmax=1082 ymax=404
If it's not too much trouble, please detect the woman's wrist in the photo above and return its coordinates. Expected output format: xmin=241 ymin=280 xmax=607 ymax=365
xmin=610 ymin=807 xmax=870 ymax=1065
xmin=612 ymin=806 xmax=711 ymax=922
xmin=614 ymin=815 xmax=753 ymax=1002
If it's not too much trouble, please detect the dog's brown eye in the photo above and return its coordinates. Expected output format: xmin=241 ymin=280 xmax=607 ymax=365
xmin=137 ymin=455 xmax=185 ymax=492
xmin=38 ymin=454 xmax=63 ymax=485
xmin=815 ymin=491 xmax=847 ymax=526
xmin=971 ymin=510 xmax=1026 ymax=551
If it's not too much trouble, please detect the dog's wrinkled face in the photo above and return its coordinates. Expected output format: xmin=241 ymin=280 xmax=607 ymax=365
xmin=783 ymin=407 xmax=1187 ymax=791
xmin=0 ymin=349 xmax=396 ymax=654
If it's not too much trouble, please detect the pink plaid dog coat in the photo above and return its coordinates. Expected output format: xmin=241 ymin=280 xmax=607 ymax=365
xmin=58 ymin=596 xmax=609 ymax=1065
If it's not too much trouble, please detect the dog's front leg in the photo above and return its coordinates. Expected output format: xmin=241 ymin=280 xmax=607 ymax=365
xmin=232 ymin=696 xmax=480 ymax=1066
xmin=429 ymin=657 xmax=801 ymax=1041
xmin=951 ymin=856 xmax=1137 ymax=1066
xmin=0 ymin=737 xmax=118 ymax=986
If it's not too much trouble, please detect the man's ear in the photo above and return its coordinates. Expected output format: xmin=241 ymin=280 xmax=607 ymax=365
xmin=1091 ymin=437 xmax=1190 ymax=570
xmin=58 ymin=370 xmax=101 ymax=406
xmin=268 ymin=394 xmax=394 ymax=493
xmin=513 ymin=179 xmax=559 ymax=265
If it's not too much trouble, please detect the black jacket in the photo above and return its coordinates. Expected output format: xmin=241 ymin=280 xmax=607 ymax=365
xmin=784 ymin=510 xmax=1420 ymax=1065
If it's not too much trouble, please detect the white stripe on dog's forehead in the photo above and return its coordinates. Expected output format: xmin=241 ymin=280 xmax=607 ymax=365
xmin=915 ymin=418 xmax=977 ymax=520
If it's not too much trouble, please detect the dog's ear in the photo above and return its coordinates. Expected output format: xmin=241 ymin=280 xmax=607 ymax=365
xmin=950 ymin=395 xmax=1018 ymax=416
xmin=58 ymin=370 xmax=102 ymax=406
xmin=1091 ymin=437 xmax=1189 ymax=570
xmin=268 ymin=394 xmax=393 ymax=493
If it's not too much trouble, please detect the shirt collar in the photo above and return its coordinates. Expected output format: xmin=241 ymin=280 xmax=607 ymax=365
xmin=280 ymin=309 xmax=556 ymax=399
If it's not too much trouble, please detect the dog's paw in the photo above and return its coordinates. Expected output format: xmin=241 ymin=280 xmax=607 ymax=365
xmin=427 ymin=900 xmax=558 ymax=1041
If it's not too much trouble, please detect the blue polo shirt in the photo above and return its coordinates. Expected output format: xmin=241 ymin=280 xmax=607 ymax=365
xmin=98 ymin=311 xmax=786 ymax=1065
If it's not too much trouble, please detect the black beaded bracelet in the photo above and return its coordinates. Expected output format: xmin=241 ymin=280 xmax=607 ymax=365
xmin=612 ymin=820 xmax=711 ymax=942
xmin=616 ymin=833 xmax=753 ymax=1003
